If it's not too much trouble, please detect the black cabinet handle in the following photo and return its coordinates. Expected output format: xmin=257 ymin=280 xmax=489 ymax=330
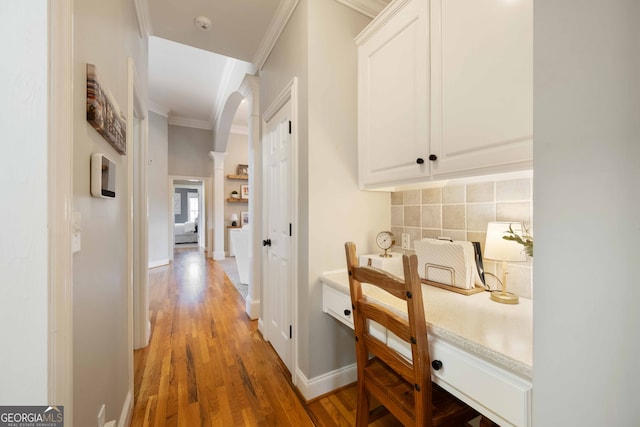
xmin=429 ymin=154 xmax=438 ymax=161
xmin=262 ymin=239 xmax=272 ymax=247
xmin=416 ymin=158 xmax=425 ymax=164
xmin=343 ymin=309 xmax=351 ymax=316
xmin=431 ymin=360 xmax=443 ymax=370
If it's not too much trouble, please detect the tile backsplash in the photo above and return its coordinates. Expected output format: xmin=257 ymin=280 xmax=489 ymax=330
xmin=391 ymin=176 xmax=533 ymax=299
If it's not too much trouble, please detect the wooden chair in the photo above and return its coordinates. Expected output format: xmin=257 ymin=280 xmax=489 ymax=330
xmin=345 ymin=242 xmax=481 ymax=426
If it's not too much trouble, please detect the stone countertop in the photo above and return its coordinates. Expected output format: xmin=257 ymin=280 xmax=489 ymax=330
xmin=321 ymin=270 xmax=533 ymax=380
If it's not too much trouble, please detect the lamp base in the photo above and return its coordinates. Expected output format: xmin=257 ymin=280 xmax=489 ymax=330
xmin=490 ymin=291 xmax=519 ymax=304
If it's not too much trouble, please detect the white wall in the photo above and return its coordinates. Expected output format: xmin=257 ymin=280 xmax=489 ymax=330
xmin=148 ymin=111 xmax=169 ymax=266
xmin=0 ymin=1 xmax=48 ymax=404
xmin=533 ymin=0 xmax=640 ymax=424
xmin=168 ymin=125 xmax=213 ymax=177
xmin=260 ymin=0 xmax=389 ymax=383
xmin=72 ymin=0 xmax=147 ymax=425
xmin=306 ymin=0 xmax=388 ymax=378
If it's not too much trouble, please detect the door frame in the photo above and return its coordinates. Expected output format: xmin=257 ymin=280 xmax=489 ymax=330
xmin=49 ymin=0 xmax=74 ymax=421
xmin=260 ymin=78 xmax=299 ymax=381
xmin=168 ymin=176 xmax=212 ymax=259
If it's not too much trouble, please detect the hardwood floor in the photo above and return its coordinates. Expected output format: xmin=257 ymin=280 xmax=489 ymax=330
xmin=131 ymin=248 xmax=409 ymax=426
xmin=132 ymin=248 xmax=313 ymax=426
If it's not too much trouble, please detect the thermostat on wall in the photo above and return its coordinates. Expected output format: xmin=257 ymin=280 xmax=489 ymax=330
xmin=91 ymin=153 xmax=116 ymax=198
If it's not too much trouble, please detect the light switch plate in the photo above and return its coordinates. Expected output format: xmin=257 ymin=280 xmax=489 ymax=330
xmin=401 ymin=233 xmax=410 ymax=249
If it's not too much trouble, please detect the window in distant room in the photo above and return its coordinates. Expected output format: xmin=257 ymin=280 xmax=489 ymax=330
xmin=188 ymin=192 xmax=199 ymax=222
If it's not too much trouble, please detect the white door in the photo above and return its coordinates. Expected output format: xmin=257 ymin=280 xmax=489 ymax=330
xmin=263 ymin=99 xmax=294 ymax=373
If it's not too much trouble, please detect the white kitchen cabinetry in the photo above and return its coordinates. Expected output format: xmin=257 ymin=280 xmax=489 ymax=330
xmin=357 ymin=0 xmax=533 ymax=189
xmin=357 ymin=0 xmax=430 ymax=187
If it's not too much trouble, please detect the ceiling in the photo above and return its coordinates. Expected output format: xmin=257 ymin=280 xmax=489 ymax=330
xmin=142 ymin=0 xmax=389 ymax=131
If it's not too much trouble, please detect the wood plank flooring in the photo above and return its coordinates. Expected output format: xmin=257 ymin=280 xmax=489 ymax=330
xmin=131 ymin=248 xmax=405 ymax=426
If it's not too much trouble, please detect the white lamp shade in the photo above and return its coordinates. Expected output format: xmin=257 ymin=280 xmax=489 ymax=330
xmin=230 ymin=213 xmax=239 ymax=221
xmin=484 ymin=222 xmax=527 ymax=262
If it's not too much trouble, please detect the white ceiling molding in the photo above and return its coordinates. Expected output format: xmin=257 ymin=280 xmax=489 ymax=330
xmin=148 ymin=100 xmax=170 ymax=117
xmin=253 ymin=0 xmax=300 ymax=70
xmin=333 ymin=0 xmax=390 ymax=18
xmin=134 ymin=0 xmax=153 ymax=38
xmin=168 ymin=115 xmax=212 ymax=130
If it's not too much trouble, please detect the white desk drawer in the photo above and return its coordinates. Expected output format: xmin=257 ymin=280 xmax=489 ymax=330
xmin=322 ymin=284 xmax=387 ymax=342
xmin=323 ymin=284 xmax=354 ymax=327
xmin=387 ymin=333 xmax=531 ymax=427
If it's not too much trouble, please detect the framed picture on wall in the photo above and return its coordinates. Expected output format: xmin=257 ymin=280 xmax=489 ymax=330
xmin=241 ymin=211 xmax=249 ymax=226
xmin=237 ymin=164 xmax=248 ymax=176
xmin=240 ymin=184 xmax=249 ymax=199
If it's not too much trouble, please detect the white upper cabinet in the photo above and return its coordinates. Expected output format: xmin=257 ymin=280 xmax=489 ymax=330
xmin=356 ymin=0 xmax=430 ymax=187
xmin=357 ymin=0 xmax=533 ymax=189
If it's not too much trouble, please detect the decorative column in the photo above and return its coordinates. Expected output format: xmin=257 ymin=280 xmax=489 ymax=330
xmin=209 ymin=151 xmax=227 ymax=260
xmin=239 ymin=74 xmax=261 ymax=319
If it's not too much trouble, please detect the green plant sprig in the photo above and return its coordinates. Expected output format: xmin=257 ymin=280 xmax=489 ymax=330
xmin=502 ymin=224 xmax=533 ymax=257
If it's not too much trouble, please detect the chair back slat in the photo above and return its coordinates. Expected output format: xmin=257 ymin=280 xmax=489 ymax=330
xmin=344 ymin=241 xmax=481 ymax=426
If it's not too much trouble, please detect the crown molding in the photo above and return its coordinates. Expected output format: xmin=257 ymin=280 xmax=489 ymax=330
xmin=168 ymin=115 xmax=212 ymax=130
xmin=148 ymin=100 xmax=169 ymax=117
xmin=333 ymin=0 xmax=390 ymax=18
xmin=253 ymin=0 xmax=299 ymax=70
xmin=134 ymin=0 xmax=152 ymax=37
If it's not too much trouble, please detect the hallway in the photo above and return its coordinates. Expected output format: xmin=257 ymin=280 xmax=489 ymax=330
xmin=131 ymin=248 xmax=314 ymax=426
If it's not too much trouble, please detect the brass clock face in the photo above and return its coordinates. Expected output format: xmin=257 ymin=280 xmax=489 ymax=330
xmin=376 ymin=231 xmax=395 ymax=251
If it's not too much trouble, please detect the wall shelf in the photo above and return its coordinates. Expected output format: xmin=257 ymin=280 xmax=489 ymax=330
xmin=227 ymin=198 xmax=248 ymax=203
xmin=227 ymin=174 xmax=248 ymax=180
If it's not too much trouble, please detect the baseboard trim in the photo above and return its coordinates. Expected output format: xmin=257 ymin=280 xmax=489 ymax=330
xmin=295 ymin=363 xmax=357 ymax=401
xmin=245 ymin=296 xmax=260 ymax=320
xmin=148 ymin=258 xmax=169 ymax=269
xmin=117 ymin=390 xmax=133 ymax=427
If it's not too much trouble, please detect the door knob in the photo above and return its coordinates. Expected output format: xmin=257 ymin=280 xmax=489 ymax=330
xmin=262 ymin=239 xmax=272 ymax=247
xmin=431 ymin=360 xmax=443 ymax=370
xmin=343 ymin=309 xmax=351 ymax=316
xmin=429 ymin=154 xmax=438 ymax=161
xmin=416 ymin=158 xmax=425 ymax=164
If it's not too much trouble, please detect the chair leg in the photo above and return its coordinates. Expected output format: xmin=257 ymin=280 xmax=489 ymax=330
xmin=355 ymin=384 xmax=370 ymax=427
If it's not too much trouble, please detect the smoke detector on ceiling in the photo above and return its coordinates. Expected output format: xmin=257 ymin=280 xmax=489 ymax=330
xmin=194 ymin=16 xmax=212 ymax=31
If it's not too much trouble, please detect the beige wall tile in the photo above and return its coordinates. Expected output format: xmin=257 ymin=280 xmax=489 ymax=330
xmin=403 ymin=190 xmax=421 ymax=205
xmin=404 ymin=206 xmax=421 ymax=227
xmin=391 ymin=191 xmax=403 ymax=205
xmin=497 ymin=202 xmax=531 ymax=226
xmin=407 ymin=227 xmax=422 ymax=249
xmin=390 ymin=226 xmax=404 ymax=243
xmin=442 ymin=230 xmax=466 ymax=241
xmin=421 ymin=188 xmax=442 ymax=204
xmin=496 ymin=178 xmax=531 ymax=201
xmin=391 ymin=206 xmax=404 ymax=226
xmin=467 ymin=182 xmax=495 ymax=203
xmin=422 ymin=229 xmax=440 ymax=239
xmin=443 ymin=185 xmax=465 ymax=203
xmin=442 ymin=205 xmax=465 ymax=229
xmin=467 ymin=204 xmax=495 ymax=232
xmin=421 ymin=206 xmax=441 ymax=228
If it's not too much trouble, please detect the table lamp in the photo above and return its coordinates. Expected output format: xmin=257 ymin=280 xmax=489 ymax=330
xmin=484 ymin=222 xmax=527 ymax=304
xmin=230 ymin=213 xmax=239 ymax=226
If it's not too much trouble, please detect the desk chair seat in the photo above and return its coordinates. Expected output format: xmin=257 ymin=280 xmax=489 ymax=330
xmin=345 ymin=242 xmax=481 ymax=426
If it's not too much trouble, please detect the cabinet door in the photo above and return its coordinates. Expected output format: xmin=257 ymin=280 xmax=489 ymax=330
xmin=430 ymin=0 xmax=533 ymax=177
xmin=357 ymin=0 xmax=430 ymax=188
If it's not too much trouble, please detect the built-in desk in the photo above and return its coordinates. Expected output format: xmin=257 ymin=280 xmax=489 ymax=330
xmin=321 ymin=270 xmax=532 ymax=427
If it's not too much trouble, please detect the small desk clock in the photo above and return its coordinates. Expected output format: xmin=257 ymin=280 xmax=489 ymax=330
xmin=376 ymin=231 xmax=396 ymax=258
